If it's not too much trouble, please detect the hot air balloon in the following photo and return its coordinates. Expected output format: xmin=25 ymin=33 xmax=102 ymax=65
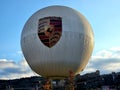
xmin=21 ymin=5 xmax=94 ymax=79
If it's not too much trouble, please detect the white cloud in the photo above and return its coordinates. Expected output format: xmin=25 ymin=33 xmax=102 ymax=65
xmin=103 ymin=63 xmax=120 ymax=72
xmin=17 ymin=51 xmax=22 ymax=54
xmin=110 ymin=47 xmax=120 ymax=51
xmin=0 ymin=59 xmax=17 ymax=69
xmin=0 ymin=59 xmax=36 ymax=80
xmin=82 ymin=47 xmax=120 ymax=74
xmin=95 ymin=50 xmax=112 ymax=58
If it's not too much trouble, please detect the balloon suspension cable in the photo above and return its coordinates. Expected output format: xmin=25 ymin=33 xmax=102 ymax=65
xmin=65 ymin=70 xmax=75 ymax=90
xmin=43 ymin=78 xmax=52 ymax=90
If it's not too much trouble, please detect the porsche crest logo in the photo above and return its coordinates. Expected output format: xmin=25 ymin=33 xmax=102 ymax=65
xmin=38 ymin=17 xmax=62 ymax=48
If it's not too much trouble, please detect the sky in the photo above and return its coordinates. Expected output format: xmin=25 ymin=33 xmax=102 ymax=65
xmin=0 ymin=0 xmax=120 ymax=79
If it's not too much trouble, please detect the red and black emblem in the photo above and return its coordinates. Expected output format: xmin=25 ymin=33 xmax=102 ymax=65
xmin=38 ymin=17 xmax=62 ymax=48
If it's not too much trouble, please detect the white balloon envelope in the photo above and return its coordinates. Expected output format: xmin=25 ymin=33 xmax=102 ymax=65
xmin=21 ymin=6 xmax=94 ymax=79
